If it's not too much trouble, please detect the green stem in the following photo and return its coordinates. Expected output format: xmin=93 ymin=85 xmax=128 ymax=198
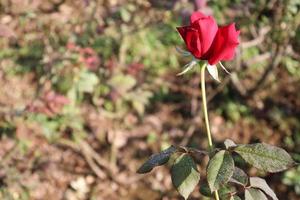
xmin=200 ymin=64 xmax=213 ymax=147
xmin=200 ymin=63 xmax=220 ymax=200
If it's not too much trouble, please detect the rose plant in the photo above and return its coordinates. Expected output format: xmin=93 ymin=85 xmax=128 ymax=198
xmin=137 ymin=12 xmax=297 ymax=200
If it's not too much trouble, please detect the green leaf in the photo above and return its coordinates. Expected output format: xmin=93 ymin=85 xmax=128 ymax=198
xmin=219 ymin=185 xmax=237 ymax=200
xmin=230 ymin=195 xmax=242 ymax=200
xmin=137 ymin=146 xmax=177 ymax=173
xmin=200 ymin=183 xmax=237 ymax=200
xmin=250 ymin=177 xmax=278 ymax=200
xmin=120 ymin=8 xmax=131 ymax=22
xmin=234 ymin=143 xmax=295 ymax=172
xmin=207 ymin=150 xmax=235 ymax=192
xmin=199 ymin=182 xmax=212 ymax=197
xmin=245 ymin=188 xmax=268 ymax=200
xmin=108 ymin=74 xmax=136 ymax=94
xmin=171 ymin=154 xmax=200 ymax=199
xmin=77 ymin=70 xmax=99 ymax=93
xmin=230 ymin=167 xmax=248 ymax=186
xmin=126 ymin=89 xmax=153 ymax=115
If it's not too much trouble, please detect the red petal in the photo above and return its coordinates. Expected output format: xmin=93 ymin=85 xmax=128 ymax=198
xmin=190 ymin=11 xmax=206 ymax=24
xmin=207 ymin=23 xmax=240 ymax=65
xmin=193 ymin=16 xmax=218 ymax=55
xmin=177 ymin=26 xmax=202 ymax=58
xmin=222 ymin=29 xmax=240 ymax=60
xmin=177 ymin=26 xmax=188 ymax=39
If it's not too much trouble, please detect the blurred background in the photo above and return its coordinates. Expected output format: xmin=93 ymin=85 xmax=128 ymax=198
xmin=0 ymin=0 xmax=300 ymax=199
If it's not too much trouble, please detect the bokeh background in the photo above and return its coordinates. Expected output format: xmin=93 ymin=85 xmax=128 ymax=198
xmin=0 ymin=0 xmax=300 ymax=199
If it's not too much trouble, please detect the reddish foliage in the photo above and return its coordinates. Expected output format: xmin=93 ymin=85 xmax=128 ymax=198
xmin=127 ymin=63 xmax=144 ymax=76
xmin=66 ymin=42 xmax=100 ymax=70
xmin=27 ymin=91 xmax=69 ymax=117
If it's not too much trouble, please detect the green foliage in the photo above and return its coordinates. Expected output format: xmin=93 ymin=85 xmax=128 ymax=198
xmin=245 ymin=188 xmax=268 ymax=200
xmin=0 ymin=188 xmax=14 ymax=200
xmin=137 ymin=146 xmax=177 ymax=173
xmin=28 ymin=108 xmax=84 ymax=142
xmin=138 ymin=140 xmax=295 ymax=199
xmin=171 ymin=154 xmax=200 ymax=200
xmin=108 ymin=74 xmax=136 ymax=94
xmin=249 ymin=177 xmax=278 ymax=200
xmin=219 ymin=185 xmax=237 ymax=200
xmin=200 ymin=182 xmax=237 ymax=200
xmin=127 ymin=89 xmax=153 ymax=115
xmin=219 ymin=101 xmax=251 ymax=122
xmin=234 ymin=143 xmax=296 ymax=173
xmin=16 ymin=41 xmax=44 ymax=74
xmin=283 ymin=166 xmax=300 ymax=194
xmin=0 ymin=121 xmax=16 ymax=137
xmin=92 ymin=36 xmax=117 ymax=59
xmin=107 ymin=73 xmax=153 ymax=115
xmin=75 ymin=70 xmax=99 ymax=94
xmin=283 ymin=57 xmax=300 ymax=78
xmin=207 ymin=150 xmax=234 ymax=192
xmin=199 ymin=182 xmax=212 ymax=197
xmin=230 ymin=195 xmax=241 ymax=200
xmin=230 ymin=167 xmax=248 ymax=186
xmin=29 ymin=114 xmax=64 ymax=141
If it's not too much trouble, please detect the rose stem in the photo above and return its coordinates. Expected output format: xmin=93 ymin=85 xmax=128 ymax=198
xmin=200 ymin=63 xmax=220 ymax=200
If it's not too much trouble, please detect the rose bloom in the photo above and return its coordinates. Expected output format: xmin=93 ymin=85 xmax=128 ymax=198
xmin=177 ymin=12 xmax=240 ymax=65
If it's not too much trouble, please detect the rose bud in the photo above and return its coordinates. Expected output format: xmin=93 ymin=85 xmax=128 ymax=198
xmin=177 ymin=11 xmax=240 ymax=65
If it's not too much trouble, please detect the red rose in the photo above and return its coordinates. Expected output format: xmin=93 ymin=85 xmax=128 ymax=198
xmin=177 ymin=12 xmax=240 ymax=65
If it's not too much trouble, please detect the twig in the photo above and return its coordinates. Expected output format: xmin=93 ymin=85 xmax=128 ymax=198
xmin=56 ymin=139 xmax=112 ymax=178
xmin=79 ymin=140 xmax=116 ymax=173
xmin=241 ymin=27 xmax=270 ymax=49
xmin=57 ymin=139 xmax=142 ymax=186
xmin=1 ymin=142 xmax=18 ymax=164
xmin=207 ymin=76 xmax=231 ymax=102
xmin=244 ymin=52 xmax=271 ymax=66
xmin=180 ymin=125 xmax=196 ymax=146
xmin=82 ymin=147 xmax=107 ymax=179
xmin=247 ymin=46 xmax=284 ymax=96
xmin=230 ymin=72 xmax=247 ymax=96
